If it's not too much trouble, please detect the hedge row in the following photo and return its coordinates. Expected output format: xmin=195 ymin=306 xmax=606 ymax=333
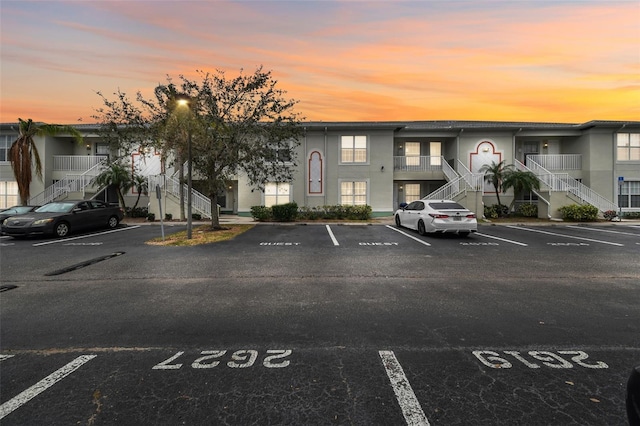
xmin=250 ymin=203 xmax=372 ymax=222
xmin=558 ymin=204 xmax=599 ymax=221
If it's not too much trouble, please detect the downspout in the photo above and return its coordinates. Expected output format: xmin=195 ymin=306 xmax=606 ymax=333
xmin=513 ymin=128 xmax=522 ymax=164
xmin=614 ymin=124 xmax=626 ymax=215
xmin=456 ymin=129 xmax=463 ymax=172
xmin=303 ymin=127 xmax=307 ymax=208
xmin=324 ymin=126 xmax=328 ymax=206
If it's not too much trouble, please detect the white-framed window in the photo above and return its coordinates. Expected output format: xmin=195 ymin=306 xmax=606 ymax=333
xmin=619 ymin=181 xmax=640 ymax=208
xmin=617 ymin=133 xmax=640 ymax=161
xmin=0 ymin=181 xmax=19 ymax=208
xmin=264 ymin=182 xmax=291 ymax=207
xmin=0 ymin=135 xmax=15 ymax=162
xmin=340 ymin=180 xmax=367 ymax=205
xmin=405 ymin=142 xmax=421 ymax=167
xmin=430 ymin=142 xmax=442 ymax=166
xmin=341 ymin=135 xmax=367 ymax=164
xmin=404 ymin=183 xmax=421 ymax=203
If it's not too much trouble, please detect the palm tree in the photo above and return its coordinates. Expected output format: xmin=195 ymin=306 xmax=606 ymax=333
xmin=131 ymin=174 xmax=149 ymax=211
xmin=91 ymin=162 xmax=134 ymax=213
xmin=502 ymin=169 xmax=541 ymax=212
xmin=479 ymin=160 xmax=513 ymax=211
xmin=9 ymin=118 xmax=83 ymax=205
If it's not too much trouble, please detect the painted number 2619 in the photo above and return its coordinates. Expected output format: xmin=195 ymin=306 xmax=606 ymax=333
xmin=152 ymin=350 xmax=292 ymax=370
xmin=472 ymin=350 xmax=608 ymax=369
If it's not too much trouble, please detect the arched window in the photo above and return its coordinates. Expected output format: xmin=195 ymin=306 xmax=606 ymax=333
xmin=309 ymin=151 xmax=323 ymax=194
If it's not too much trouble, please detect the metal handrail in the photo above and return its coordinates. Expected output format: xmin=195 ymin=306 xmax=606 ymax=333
xmin=150 ymin=174 xmax=212 ymax=218
xmin=441 ymin=158 xmax=458 ymax=182
xmin=457 ymin=160 xmax=483 ymax=190
xmin=393 ymin=156 xmax=443 ymax=172
xmin=527 ymin=154 xmax=582 ymax=170
xmin=521 ymin=158 xmax=617 ymax=212
xmin=422 ymin=176 xmax=465 ymax=200
xmin=29 ymin=159 xmax=107 ymax=205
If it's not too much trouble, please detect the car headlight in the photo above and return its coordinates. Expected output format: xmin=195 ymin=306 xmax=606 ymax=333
xmin=33 ymin=218 xmax=54 ymax=225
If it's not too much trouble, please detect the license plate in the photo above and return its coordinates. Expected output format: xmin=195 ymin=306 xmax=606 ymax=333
xmin=453 ymin=216 xmax=461 ymax=221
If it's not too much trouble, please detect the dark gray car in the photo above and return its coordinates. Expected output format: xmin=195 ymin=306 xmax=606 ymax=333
xmin=1 ymin=200 xmax=124 ymax=238
xmin=0 ymin=205 xmax=39 ymax=222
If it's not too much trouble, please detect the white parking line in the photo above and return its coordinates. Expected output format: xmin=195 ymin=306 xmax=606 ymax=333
xmin=0 ymin=354 xmax=15 ymax=362
xmin=379 ymin=350 xmax=430 ymax=426
xmin=506 ymin=226 xmax=624 ymax=246
xmin=386 ymin=226 xmax=431 ymax=246
xmin=475 ymin=232 xmax=528 ymax=246
xmin=32 ymin=226 xmax=141 ymax=247
xmin=326 ymin=225 xmax=339 ymax=246
xmin=567 ymin=225 xmax=640 ymax=237
xmin=0 ymin=355 xmax=97 ymax=420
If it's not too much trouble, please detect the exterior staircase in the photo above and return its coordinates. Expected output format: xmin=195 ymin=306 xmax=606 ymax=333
xmin=422 ymin=158 xmax=483 ymax=201
xmin=29 ymin=160 xmax=107 ymax=205
xmin=517 ymin=158 xmax=617 ymax=214
xmin=148 ymin=173 xmax=214 ymax=219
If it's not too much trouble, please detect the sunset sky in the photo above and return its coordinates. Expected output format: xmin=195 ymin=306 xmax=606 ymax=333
xmin=1 ymin=0 xmax=639 ymax=125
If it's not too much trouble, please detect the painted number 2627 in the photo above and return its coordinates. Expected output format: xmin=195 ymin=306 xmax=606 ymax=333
xmin=152 ymin=350 xmax=292 ymax=370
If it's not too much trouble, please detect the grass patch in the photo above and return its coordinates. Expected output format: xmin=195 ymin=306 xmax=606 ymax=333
xmin=146 ymin=224 xmax=254 ymax=246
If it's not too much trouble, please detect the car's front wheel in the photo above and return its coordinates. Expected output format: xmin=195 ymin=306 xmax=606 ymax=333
xmin=417 ymin=220 xmax=426 ymax=236
xmin=395 ymin=214 xmax=402 ymax=227
xmin=107 ymin=215 xmax=119 ymax=229
xmin=55 ymin=222 xmax=70 ymax=237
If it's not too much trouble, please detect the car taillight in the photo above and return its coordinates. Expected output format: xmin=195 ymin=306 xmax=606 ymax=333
xmin=429 ymin=213 xmax=449 ymax=219
xmin=466 ymin=214 xmax=476 ymax=218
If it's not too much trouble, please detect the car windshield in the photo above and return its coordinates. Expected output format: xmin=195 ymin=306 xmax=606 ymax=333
xmin=35 ymin=202 xmax=75 ymax=213
xmin=428 ymin=202 xmax=465 ymax=210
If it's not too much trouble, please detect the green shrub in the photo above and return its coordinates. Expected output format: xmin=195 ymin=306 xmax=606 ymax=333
xmin=126 ymin=207 xmax=149 ymax=218
xmin=164 ymin=213 xmax=173 ymax=221
xmin=147 ymin=213 xmax=155 ymax=221
xmin=298 ymin=206 xmax=323 ymax=220
xmin=250 ymin=205 xmax=273 ymax=221
xmin=272 ymin=202 xmax=298 ymax=222
xmin=251 ymin=204 xmax=372 ymax=221
xmin=484 ymin=204 xmax=508 ymax=219
xmin=622 ymin=211 xmax=640 ymax=219
xmin=558 ymin=204 xmax=599 ymax=221
xmin=516 ymin=203 xmax=538 ymax=218
xmin=345 ymin=205 xmax=372 ymax=220
xmin=192 ymin=213 xmax=202 ymax=220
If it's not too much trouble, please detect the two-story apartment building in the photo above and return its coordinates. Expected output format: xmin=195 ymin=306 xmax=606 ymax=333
xmin=1 ymin=120 xmax=639 ymax=219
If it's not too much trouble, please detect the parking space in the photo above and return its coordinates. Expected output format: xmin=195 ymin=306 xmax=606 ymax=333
xmin=2 ymin=222 xmax=639 ymax=424
xmin=1 ymin=345 xmax=636 ymax=425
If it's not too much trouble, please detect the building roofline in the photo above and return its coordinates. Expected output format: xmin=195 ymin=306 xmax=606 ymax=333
xmin=2 ymin=119 xmax=639 ymax=132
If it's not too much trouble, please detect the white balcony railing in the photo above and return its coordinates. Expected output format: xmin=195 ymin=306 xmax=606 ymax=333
xmin=53 ymin=155 xmax=106 ymax=171
xmin=29 ymin=158 xmax=107 ymax=205
xmin=394 ymin=156 xmax=443 ymax=172
xmin=526 ymin=154 xmax=582 ymax=170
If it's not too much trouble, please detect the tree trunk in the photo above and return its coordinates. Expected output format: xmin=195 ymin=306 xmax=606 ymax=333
xmin=178 ymin=158 xmax=185 ymax=221
xmin=209 ymin=192 xmax=222 ymax=229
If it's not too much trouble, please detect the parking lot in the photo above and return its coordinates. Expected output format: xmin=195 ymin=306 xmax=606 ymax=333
xmin=1 ymin=222 xmax=639 ymax=425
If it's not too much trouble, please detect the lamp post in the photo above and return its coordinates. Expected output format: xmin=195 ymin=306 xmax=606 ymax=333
xmin=176 ymin=95 xmax=193 ymax=239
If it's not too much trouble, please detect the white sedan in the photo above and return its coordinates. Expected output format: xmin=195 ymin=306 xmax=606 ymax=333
xmin=394 ymin=199 xmax=477 ymax=236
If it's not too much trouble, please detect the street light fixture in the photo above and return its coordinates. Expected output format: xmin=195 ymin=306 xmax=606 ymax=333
xmin=175 ymin=93 xmax=193 ymax=239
